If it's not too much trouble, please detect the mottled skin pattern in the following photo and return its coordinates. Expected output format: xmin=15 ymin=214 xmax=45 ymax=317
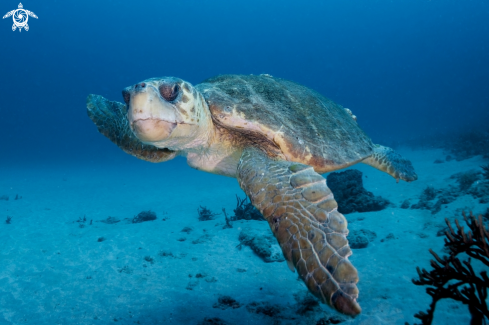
xmin=238 ymin=147 xmax=361 ymax=315
xmin=87 ymin=74 xmax=418 ymax=317
xmin=363 ymin=145 xmax=417 ymax=182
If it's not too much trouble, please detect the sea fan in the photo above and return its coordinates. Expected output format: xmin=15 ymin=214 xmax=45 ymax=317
xmin=411 ymin=212 xmax=489 ymax=325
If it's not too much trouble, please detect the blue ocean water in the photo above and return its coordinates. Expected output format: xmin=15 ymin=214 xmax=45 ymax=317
xmin=1 ymin=0 xmax=488 ymax=164
xmin=1 ymin=1 xmax=488 ymax=324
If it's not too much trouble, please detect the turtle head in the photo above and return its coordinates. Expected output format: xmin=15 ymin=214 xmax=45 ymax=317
xmin=123 ymin=77 xmax=211 ymax=150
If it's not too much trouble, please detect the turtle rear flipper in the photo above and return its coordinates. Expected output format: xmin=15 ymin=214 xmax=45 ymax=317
xmin=87 ymin=94 xmax=177 ymax=163
xmin=12 ymin=23 xmax=16 ymax=31
xmin=362 ymin=145 xmax=417 ymax=182
xmin=237 ymin=147 xmax=361 ymax=316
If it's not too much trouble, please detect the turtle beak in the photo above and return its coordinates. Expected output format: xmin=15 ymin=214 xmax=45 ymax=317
xmin=131 ymin=119 xmax=177 ymax=142
xmin=124 ymin=83 xmax=179 ymax=142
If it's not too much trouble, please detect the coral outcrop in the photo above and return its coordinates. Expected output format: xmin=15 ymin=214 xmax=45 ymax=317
xmin=326 ymin=169 xmax=390 ymax=214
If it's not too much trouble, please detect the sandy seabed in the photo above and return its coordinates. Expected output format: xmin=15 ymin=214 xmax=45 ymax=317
xmin=0 ymin=148 xmax=487 ymax=325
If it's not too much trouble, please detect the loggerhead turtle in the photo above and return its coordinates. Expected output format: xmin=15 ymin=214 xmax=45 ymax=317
xmin=87 ymin=74 xmax=417 ymax=316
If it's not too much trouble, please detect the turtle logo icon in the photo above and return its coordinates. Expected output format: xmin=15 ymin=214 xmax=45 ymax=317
xmin=3 ymin=3 xmax=37 ymax=32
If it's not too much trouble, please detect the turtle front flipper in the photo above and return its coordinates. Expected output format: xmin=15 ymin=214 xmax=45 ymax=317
xmin=362 ymin=144 xmax=417 ymax=182
xmin=87 ymin=94 xmax=177 ymax=163
xmin=237 ymin=147 xmax=361 ymax=316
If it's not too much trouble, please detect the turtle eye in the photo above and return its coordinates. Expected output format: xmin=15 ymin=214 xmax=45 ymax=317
xmin=122 ymin=89 xmax=131 ymax=105
xmin=159 ymin=84 xmax=180 ymax=102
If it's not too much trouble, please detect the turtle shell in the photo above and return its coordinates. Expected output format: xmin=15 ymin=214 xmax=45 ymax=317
xmin=196 ymin=74 xmax=374 ymax=173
